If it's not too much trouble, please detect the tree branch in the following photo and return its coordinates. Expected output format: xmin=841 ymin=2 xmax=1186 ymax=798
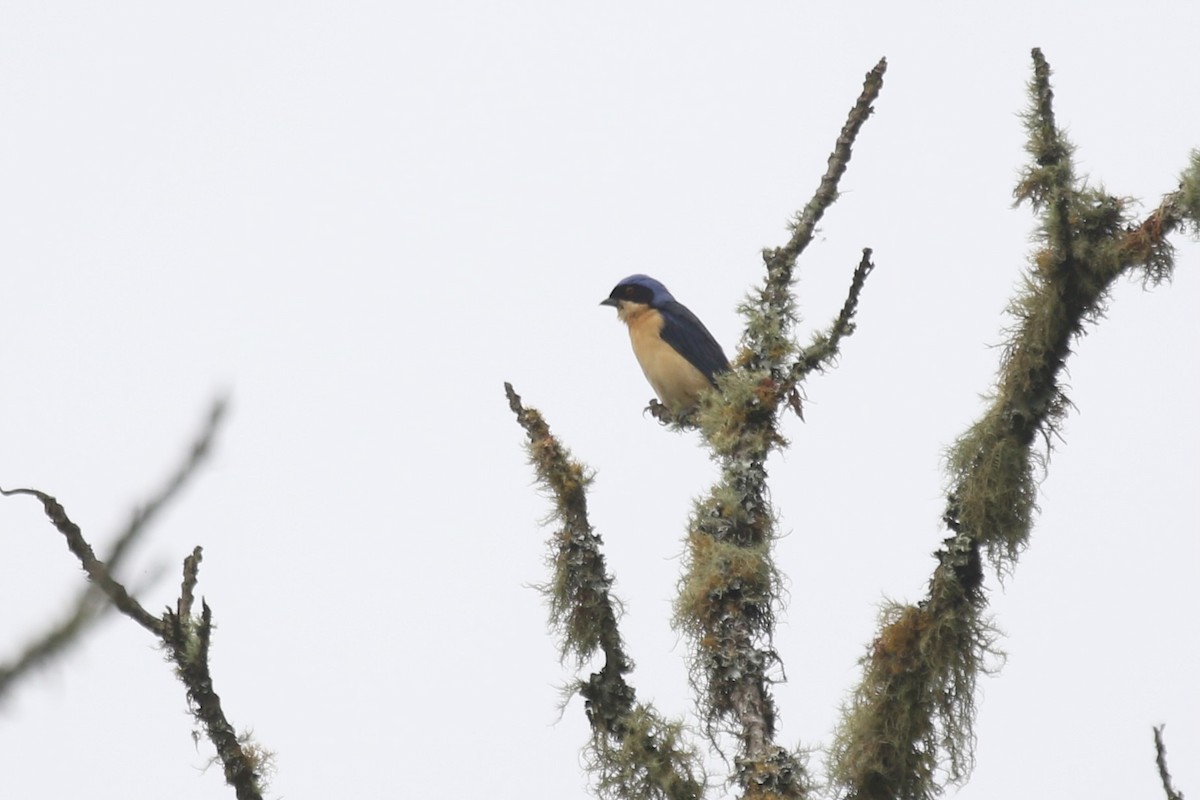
xmin=0 ymin=486 xmax=165 ymax=635
xmin=793 ymin=248 xmax=876 ymax=383
xmin=831 ymin=48 xmax=1196 ymax=800
xmin=0 ymin=398 xmax=270 ymax=799
xmin=506 ymin=382 xmax=704 ymax=800
xmin=1153 ymin=725 xmax=1185 ymax=800
xmin=773 ymin=59 xmax=888 ymax=273
xmin=674 ymin=60 xmax=887 ymax=800
xmin=166 ymin=596 xmax=266 ymax=800
xmin=0 ymin=398 xmax=227 ymax=698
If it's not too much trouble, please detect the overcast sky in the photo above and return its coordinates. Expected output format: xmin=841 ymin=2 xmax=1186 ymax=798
xmin=1 ymin=3 xmax=1197 ymax=799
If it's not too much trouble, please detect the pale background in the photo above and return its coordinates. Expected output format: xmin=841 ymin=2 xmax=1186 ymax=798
xmin=1 ymin=3 xmax=1196 ymax=798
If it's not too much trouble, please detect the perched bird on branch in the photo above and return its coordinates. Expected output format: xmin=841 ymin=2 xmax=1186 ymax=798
xmin=601 ymin=274 xmax=729 ymax=415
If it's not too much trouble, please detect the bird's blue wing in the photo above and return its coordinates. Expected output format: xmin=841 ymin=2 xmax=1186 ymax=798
xmin=658 ymin=301 xmax=729 ymax=383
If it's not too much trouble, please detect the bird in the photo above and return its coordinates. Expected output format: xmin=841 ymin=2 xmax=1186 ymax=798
xmin=601 ymin=274 xmax=729 ymax=414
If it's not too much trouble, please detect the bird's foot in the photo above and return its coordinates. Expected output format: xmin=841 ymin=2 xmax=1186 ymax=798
xmin=645 ymin=399 xmax=699 ymax=429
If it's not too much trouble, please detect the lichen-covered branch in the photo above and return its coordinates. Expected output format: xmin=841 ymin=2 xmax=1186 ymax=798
xmin=830 ymin=48 xmax=1199 ymax=800
xmin=741 ymin=58 xmax=886 ymax=380
xmin=674 ymin=61 xmax=886 ymax=800
xmin=793 ymin=248 xmax=876 ymax=384
xmin=774 ymin=60 xmax=888 ymax=278
xmin=506 ymin=382 xmax=704 ymax=800
xmin=166 ymin=596 xmax=266 ymax=800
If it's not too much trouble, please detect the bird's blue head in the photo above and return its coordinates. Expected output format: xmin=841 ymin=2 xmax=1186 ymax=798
xmin=600 ymin=274 xmax=676 ymax=309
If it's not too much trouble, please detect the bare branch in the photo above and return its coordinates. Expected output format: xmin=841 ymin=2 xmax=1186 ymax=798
xmin=0 ymin=487 xmax=164 ymax=635
xmin=0 ymin=484 xmax=268 ymax=799
xmin=0 ymin=398 xmax=227 ymax=697
xmin=1154 ymin=726 xmax=1185 ymax=800
xmin=0 ymin=570 xmax=161 ymax=700
xmin=178 ymin=547 xmax=203 ymax=619
xmin=1 ymin=397 xmax=268 ymax=799
xmin=112 ymin=397 xmax=228 ymax=565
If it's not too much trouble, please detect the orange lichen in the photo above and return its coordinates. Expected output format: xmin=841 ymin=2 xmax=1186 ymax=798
xmin=871 ymin=605 xmax=929 ymax=677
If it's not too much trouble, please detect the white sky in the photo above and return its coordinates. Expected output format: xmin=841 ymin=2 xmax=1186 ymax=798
xmin=1 ymin=3 xmax=1196 ymax=799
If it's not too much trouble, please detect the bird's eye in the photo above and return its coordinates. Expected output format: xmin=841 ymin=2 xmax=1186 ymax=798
xmin=623 ymin=286 xmax=635 ymax=296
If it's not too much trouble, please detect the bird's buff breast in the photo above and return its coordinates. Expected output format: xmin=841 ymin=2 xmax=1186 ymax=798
xmin=623 ymin=307 xmax=712 ymax=412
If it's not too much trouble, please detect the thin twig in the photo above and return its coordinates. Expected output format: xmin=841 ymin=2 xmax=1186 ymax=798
xmin=178 ymin=547 xmax=203 ymax=619
xmin=0 ymin=570 xmax=162 ymax=699
xmin=0 ymin=487 xmax=164 ymax=635
xmin=1154 ymin=725 xmax=1185 ymax=800
xmin=793 ymin=248 xmax=876 ymax=379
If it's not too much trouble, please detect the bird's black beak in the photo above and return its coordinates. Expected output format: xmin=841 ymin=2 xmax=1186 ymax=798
xmin=600 ymin=297 xmax=619 ymax=308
